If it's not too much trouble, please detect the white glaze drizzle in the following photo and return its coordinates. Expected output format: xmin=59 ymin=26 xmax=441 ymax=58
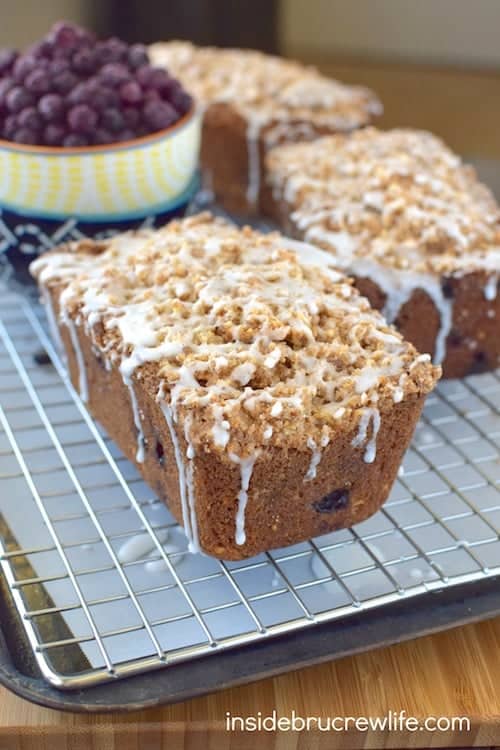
xmin=246 ymin=118 xmax=263 ymax=208
xmin=304 ymin=433 xmax=330 ymax=481
xmin=120 ymin=367 xmax=145 ymax=463
xmin=484 ymin=274 xmax=498 ymax=301
xmin=229 ymin=452 xmax=260 ymax=546
xmin=352 ymin=408 xmax=381 ymax=464
xmin=117 ymin=529 xmax=168 ymax=564
xmin=158 ymin=394 xmax=199 ymax=555
xmin=183 ymin=414 xmax=200 ymax=552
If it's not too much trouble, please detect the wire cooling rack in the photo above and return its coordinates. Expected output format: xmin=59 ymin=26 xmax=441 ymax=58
xmin=0 ymin=284 xmax=499 ymax=691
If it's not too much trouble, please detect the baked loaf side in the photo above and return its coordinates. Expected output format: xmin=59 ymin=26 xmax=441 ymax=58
xmin=31 ymin=213 xmax=439 ymax=560
xmin=149 ymin=41 xmax=381 ymax=215
xmin=264 ymin=128 xmax=500 ymax=378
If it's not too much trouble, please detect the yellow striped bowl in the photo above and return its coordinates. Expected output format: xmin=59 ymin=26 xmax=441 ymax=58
xmin=0 ymin=107 xmax=201 ymax=221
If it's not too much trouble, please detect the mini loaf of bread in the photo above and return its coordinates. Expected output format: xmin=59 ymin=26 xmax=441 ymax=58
xmin=31 ymin=213 xmax=439 ymax=559
xmin=149 ymin=41 xmax=381 ymax=215
xmin=264 ymin=128 xmax=500 ymax=378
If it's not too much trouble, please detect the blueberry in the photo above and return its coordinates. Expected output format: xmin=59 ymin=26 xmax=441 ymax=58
xmin=67 ymin=104 xmax=97 ymax=134
xmin=25 ymin=69 xmax=51 ymax=95
xmin=171 ymin=87 xmax=192 ymax=116
xmin=53 ymin=70 xmax=79 ymax=95
xmin=120 ymin=81 xmax=142 ymax=104
xmin=6 ymin=86 xmax=34 ymax=113
xmin=63 ymin=133 xmax=89 ymax=147
xmin=50 ymin=22 xmax=81 ymax=50
xmin=115 ymin=128 xmax=135 ymax=142
xmin=18 ymin=106 xmax=43 ymax=130
xmin=0 ymin=77 xmax=14 ymax=106
xmin=12 ymin=55 xmax=37 ymax=82
xmin=123 ymin=106 xmax=140 ymax=128
xmin=13 ymin=127 xmax=40 ymax=145
xmin=441 ymin=279 xmax=454 ymax=299
xmin=92 ymin=85 xmax=119 ymax=111
xmin=43 ymin=123 xmax=66 ymax=146
xmin=67 ymin=81 xmax=92 ymax=105
xmin=93 ymin=127 xmax=114 ymax=145
xmin=313 ymin=488 xmax=350 ymax=514
xmin=143 ymin=99 xmax=177 ymax=131
xmin=72 ymin=47 xmax=98 ymax=74
xmin=99 ymin=63 xmax=130 ymax=87
xmin=155 ymin=441 xmax=165 ymax=466
xmin=0 ymin=49 xmax=17 ymax=74
xmin=101 ymin=107 xmax=125 ymax=132
xmin=2 ymin=114 xmax=18 ymax=139
xmin=127 ymin=44 xmax=149 ymax=70
xmin=96 ymin=38 xmax=127 ymax=65
xmin=38 ymin=93 xmax=65 ymax=121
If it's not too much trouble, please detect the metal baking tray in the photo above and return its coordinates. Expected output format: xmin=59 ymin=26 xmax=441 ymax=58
xmin=0 ymin=278 xmax=500 ymax=712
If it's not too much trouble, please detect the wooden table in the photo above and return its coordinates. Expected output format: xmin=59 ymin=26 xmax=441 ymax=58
xmin=0 ymin=615 xmax=499 ymax=749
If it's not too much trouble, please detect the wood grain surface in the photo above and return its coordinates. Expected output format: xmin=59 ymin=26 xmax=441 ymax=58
xmin=0 ymin=615 xmax=499 ymax=748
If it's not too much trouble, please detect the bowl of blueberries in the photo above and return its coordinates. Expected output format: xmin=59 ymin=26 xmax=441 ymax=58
xmin=0 ymin=22 xmax=201 ymax=288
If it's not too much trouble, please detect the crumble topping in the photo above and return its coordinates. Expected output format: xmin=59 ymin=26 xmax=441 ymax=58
xmin=266 ymin=127 xmax=500 ymax=276
xmin=31 ymin=213 xmax=438 ymax=455
xmin=149 ymin=41 xmax=381 ymax=132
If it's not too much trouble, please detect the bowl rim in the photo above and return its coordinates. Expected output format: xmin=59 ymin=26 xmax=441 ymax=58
xmin=0 ymin=103 xmax=198 ymax=156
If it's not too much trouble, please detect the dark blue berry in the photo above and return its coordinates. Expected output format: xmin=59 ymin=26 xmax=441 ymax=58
xmin=13 ymin=127 xmax=39 ymax=145
xmin=67 ymin=104 xmax=97 ymax=134
xmin=43 ymin=123 xmax=66 ymax=146
xmin=12 ymin=55 xmax=37 ymax=82
xmin=123 ymin=107 xmax=140 ymax=128
xmin=25 ymin=69 xmax=51 ymax=95
xmin=18 ymin=106 xmax=43 ymax=130
xmin=101 ymin=107 xmax=125 ymax=132
xmin=53 ymin=70 xmax=79 ymax=94
xmin=0 ymin=49 xmax=17 ymax=74
xmin=94 ymin=128 xmax=114 ymax=144
xmin=0 ymin=77 xmax=14 ymax=106
xmin=63 ymin=133 xmax=89 ymax=147
xmin=2 ymin=114 xmax=18 ymax=139
xmin=120 ymin=80 xmax=142 ymax=104
xmin=38 ymin=93 xmax=65 ymax=121
xmin=72 ymin=47 xmax=98 ymax=74
xmin=50 ymin=22 xmax=80 ymax=50
xmin=100 ymin=63 xmax=130 ymax=87
xmin=127 ymin=44 xmax=148 ymax=70
xmin=6 ymin=86 xmax=34 ymax=113
xmin=143 ymin=99 xmax=177 ymax=130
